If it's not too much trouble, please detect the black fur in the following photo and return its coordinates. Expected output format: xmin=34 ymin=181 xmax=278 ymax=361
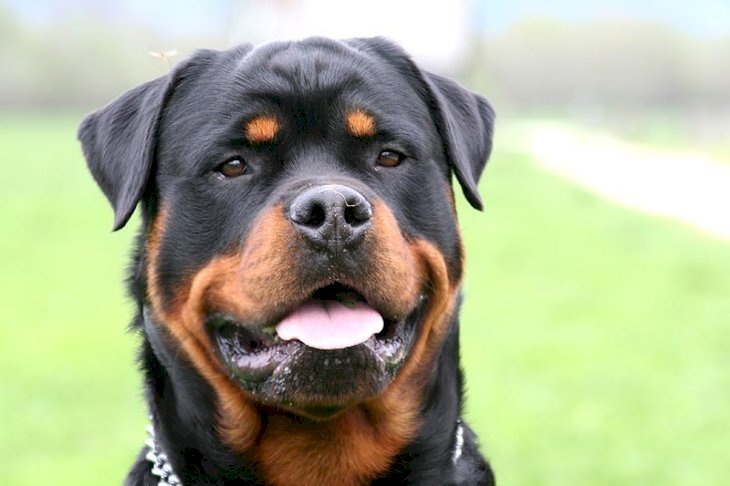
xmin=79 ymin=37 xmax=495 ymax=485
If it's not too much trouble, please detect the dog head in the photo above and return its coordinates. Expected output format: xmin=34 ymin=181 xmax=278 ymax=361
xmin=79 ymin=37 xmax=493 ymax=449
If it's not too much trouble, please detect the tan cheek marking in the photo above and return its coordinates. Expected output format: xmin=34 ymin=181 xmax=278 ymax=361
xmin=245 ymin=115 xmax=279 ymax=143
xmin=389 ymin=239 xmax=459 ymax=384
xmin=346 ymin=109 xmax=376 ymax=137
xmin=145 ymin=207 xmax=262 ymax=452
xmin=146 ymin=207 xmax=166 ymax=311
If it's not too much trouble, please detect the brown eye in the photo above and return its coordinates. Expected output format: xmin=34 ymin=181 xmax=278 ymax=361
xmin=377 ymin=150 xmax=405 ymax=167
xmin=217 ymin=158 xmax=247 ymax=178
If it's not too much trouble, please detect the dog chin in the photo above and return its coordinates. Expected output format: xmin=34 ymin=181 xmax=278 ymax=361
xmin=207 ymin=287 xmax=427 ymax=417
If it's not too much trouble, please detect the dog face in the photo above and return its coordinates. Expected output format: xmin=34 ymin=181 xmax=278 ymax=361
xmin=79 ymin=37 xmax=493 ymax=444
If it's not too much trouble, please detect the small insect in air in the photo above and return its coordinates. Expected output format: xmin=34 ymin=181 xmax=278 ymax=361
xmin=148 ymin=49 xmax=178 ymax=70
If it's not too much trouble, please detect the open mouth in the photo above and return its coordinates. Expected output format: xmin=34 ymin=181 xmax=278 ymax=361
xmin=207 ymin=283 xmax=424 ymax=393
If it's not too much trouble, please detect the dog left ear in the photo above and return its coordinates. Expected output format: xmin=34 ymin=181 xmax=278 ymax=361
xmin=78 ymin=70 xmax=183 ymax=231
xmin=422 ymin=72 xmax=495 ymax=210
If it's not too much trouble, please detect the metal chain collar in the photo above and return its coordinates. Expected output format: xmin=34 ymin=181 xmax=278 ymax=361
xmin=452 ymin=420 xmax=465 ymax=464
xmin=145 ymin=422 xmax=182 ymax=486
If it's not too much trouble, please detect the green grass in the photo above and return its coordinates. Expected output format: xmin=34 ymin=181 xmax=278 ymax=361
xmin=2 ymin=114 xmax=729 ymax=485
xmin=0 ymin=114 xmax=143 ymax=484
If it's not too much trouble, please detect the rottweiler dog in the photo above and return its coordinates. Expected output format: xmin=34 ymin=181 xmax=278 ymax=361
xmin=79 ymin=37 xmax=495 ymax=485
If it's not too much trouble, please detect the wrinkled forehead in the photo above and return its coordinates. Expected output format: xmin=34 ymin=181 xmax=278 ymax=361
xmin=238 ymin=39 xmax=427 ymax=116
xmin=160 ymin=39 xmax=431 ymax=146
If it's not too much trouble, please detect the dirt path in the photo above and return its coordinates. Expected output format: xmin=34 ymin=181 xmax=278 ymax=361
xmin=517 ymin=122 xmax=730 ymax=242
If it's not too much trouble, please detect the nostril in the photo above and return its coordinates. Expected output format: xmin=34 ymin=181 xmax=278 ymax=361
xmin=308 ymin=203 xmax=326 ymax=227
xmin=291 ymin=200 xmax=327 ymax=228
xmin=343 ymin=201 xmax=372 ymax=226
xmin=344 ymin=205 xmax=357 ymax=225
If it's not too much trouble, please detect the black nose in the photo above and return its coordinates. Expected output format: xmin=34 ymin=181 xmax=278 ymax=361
xmin=289 ymin=184 xmax=372 ymax=249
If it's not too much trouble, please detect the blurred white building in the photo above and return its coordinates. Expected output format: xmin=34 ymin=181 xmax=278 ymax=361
xmin=229 ymin=0 xmax=472 ymax=73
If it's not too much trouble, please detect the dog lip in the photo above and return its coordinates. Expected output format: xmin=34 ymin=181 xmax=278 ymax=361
xmin=226 ymin=281 xmax=408 ymax=330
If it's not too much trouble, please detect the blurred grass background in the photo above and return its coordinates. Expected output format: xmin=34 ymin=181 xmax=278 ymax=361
xmin=1 ymin=1 xmax=729 ymax=484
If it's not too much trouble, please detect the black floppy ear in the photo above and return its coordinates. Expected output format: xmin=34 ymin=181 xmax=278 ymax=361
xmin=422 ymin=72 xmax=495 ymax=210
xmin=78 ymin=73 xmax=176 ymax=230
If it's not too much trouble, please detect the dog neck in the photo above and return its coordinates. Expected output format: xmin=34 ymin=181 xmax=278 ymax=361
xmin=143 ymin=416 xmax=465 ymax=486
xmin=139 ymin=306 xmax=465 ymax=485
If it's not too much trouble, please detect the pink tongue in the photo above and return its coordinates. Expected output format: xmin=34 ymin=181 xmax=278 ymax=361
xmin=275 ymin=301 xmax=384 ymax=350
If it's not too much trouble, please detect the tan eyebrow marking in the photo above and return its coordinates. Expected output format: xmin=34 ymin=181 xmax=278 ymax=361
xmin=244 ymin=115 xmax=279 ymax=143
xmin=346 ymin=109 xmax=376 ymax=138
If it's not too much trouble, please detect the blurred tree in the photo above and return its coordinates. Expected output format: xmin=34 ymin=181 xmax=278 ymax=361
xmin=0 ymin=5 xmax=219 ymax=110
xmin=467 ymin=18 xmax=730 ymax=113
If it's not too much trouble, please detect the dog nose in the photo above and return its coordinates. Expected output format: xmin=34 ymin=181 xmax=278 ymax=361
xmin=289 ymin=184 xmax=372 ymax=249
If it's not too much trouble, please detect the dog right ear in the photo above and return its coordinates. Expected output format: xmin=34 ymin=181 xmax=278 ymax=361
xmin=78 ymin=71 xmax=179 ymax=231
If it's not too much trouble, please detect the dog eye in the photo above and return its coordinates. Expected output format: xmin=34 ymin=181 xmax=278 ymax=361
xmin=216 ymin=158 xmax=248 ymax=178
xmin=376 ymin=150 xmax=405 ymax=168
